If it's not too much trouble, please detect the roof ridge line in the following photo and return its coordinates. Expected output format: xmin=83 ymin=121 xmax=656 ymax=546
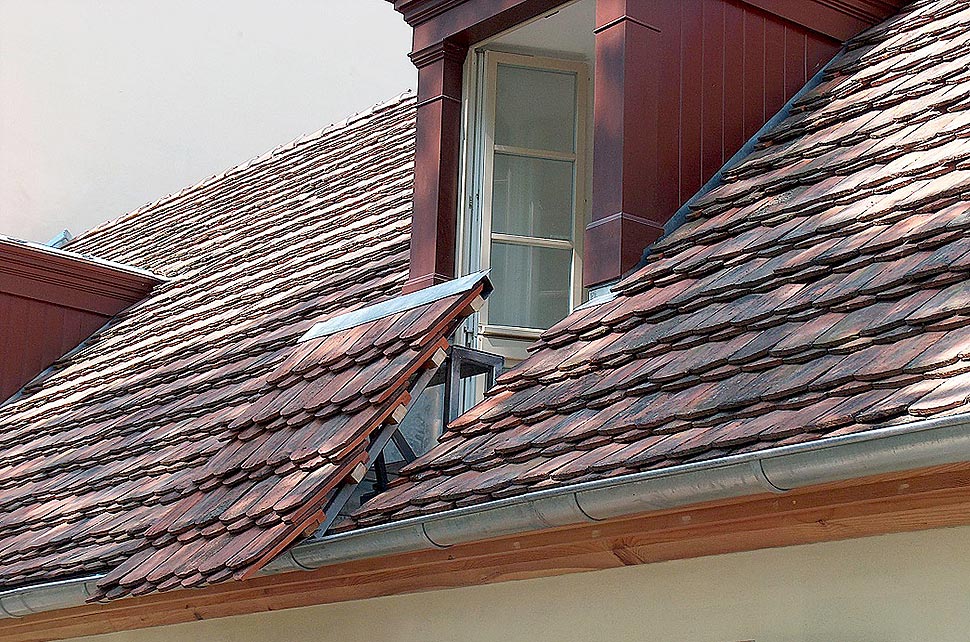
xmin=67 ymin=90 xmax=417 ymax=248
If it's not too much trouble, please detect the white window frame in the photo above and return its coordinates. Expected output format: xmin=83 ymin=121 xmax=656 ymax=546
xmin=462 ymin=50 xmax=589 ymax=360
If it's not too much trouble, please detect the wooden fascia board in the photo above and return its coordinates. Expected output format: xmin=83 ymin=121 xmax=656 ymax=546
xmin=391 ymin=0 xmax=469 ymax=26
xmin=738 ymin=0 xmax=905 ymax=41
xmin=391 ymin=0 xmax=904 ymax=51
xmin=4 ymin=462 xmax=970 ymax=642
xmin=0 ymin=244 xmax=159 ymax=316
xmin=399 ymin=0 xmax=568 ymax=52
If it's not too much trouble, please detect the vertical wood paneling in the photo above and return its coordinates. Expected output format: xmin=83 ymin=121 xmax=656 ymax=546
xmin=701 ymin=0 xmax=726 ymax=182
xmin=806 ymin=30 xmax=839 ymax=75
xmin=722 ymin=2 xmax=746 ymax=160
xmin=784 ymin=25 xmax=808 ymax=97
xmin=764 ymin=18 xmax=788 ymax=118
xmin=678 ymin=1 xmax=705 ymax=206
xmin=0 ymin=293 xmax=111 ymax=401
xmin=666 ymin=0 xmax=840 ymax=211
xmin=742 ymin=8 xmax=766 ymax=140
xmin=656 ymin=3 xmax=683 ymax=217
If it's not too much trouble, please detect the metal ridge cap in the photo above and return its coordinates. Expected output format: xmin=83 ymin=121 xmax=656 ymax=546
xmin=0 ymin=234 xmax=168 ymax=283
xmin=277 ymin=410 xmax=970 ymax=564
xmin=300 ymin=271 xmax=491 ymax=342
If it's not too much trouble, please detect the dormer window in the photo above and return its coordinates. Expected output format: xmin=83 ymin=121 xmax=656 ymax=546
xmin=454 ymin=3 xmax=594 ymax=361
xmin=472 ymin=52 xmax=589 ymax=351
xmin=393 ymin=0 xmax=844 ymax=364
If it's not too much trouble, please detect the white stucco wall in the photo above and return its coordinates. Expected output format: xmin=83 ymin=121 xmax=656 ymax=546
xmin=75 ymin=525 xmax=970 ymax=642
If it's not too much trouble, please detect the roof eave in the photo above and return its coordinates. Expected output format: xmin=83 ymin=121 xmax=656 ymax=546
xmin=264 ymin=412 xmax=970 ymax=570
xmin=0 ymin=235 xmax=167 ymax=287
xmin=5 ymin=411 xmax=967 ymax=619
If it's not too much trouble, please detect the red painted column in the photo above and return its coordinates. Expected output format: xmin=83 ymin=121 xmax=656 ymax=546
xmin=403 ymin=41 xmax=468 ymax=294
xmin=585 ymin=0 xmax=665 ymax=288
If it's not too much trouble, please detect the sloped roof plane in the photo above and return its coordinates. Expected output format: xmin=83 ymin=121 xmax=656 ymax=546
xmin=2 ymin=0 xmax=970 ymax=626
xmin=352 ymin=0 xmax=970 ymax=528
xmin=0 ymin=93 xmax=425 ymax=596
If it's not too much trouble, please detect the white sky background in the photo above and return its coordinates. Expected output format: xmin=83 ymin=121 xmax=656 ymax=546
xmin=0 ymin=0 xmax=415 ymax=243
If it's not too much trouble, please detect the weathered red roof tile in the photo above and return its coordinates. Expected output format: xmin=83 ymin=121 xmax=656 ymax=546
xmin=0 ymin=95 xmax=496 ymax=599
xmin=350 ymin=0 xmax=970 ymax=529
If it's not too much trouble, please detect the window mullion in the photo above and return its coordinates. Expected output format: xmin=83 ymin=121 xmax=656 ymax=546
xmin=490 ymin=233 xmax=573 ymax=250
xmin=493 ymin=145 xmax=576 ymax=162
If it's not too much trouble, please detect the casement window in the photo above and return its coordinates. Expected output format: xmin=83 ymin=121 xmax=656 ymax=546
xmin=462 ymin=50 xmax=590 ymax=360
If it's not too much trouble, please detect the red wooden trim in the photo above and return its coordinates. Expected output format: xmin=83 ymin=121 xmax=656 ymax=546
xmin=403 ymin=41 xmax=467 ymax=294
xmin=391 ymin=0 xmax=903 ymax=43
xmin=389 ymin=0 xmax=889 ymax=292
xmin=0 ymin=241 xmax=159 ymax=401
xmin=738 ymin=0 xmax=904 ymax=41
xmin=394 ymin=0 xmax=568 ymax=293
xmin=393 ymin=0 xmax=568 ymax=50
xmin=585 ymin=1 xmax=664 ymax=288
xmin=0 ymin=243 xmax=158 ymax=314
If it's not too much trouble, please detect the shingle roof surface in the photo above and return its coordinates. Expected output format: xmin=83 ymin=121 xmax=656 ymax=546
xmin=351 ymin=0 xmax=970 ymax=529
xmin=0 ymin=93 xmax=444 ymax=597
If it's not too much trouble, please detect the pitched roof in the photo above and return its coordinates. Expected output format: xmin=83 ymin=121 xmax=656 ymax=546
xmin=0 ymin=93 xmax=431 ymax=596
xmin=351 ymin=0 xmax=970 ymax=529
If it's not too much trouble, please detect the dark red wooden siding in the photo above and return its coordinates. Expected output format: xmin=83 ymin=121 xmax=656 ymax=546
xmin=0 ymin=241 xmax=159 ymax=402
xmin=0 ymin=293 xmax=110 ymax=400
xmin=659 ymin=0 xmax=841 ymax=215
xmin=394 ymin=0 xmax=863 ymax=291
xmin=586 ymin=0 xmax=842 ymax=285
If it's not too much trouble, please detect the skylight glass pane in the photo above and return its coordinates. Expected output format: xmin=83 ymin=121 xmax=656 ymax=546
xmin=489 ymin=242 xmax=571 ymax=329
xmin=491 ymin=153 xmax=574 ymax=241
xmin=494 ymin=64 xmax=576 ymax=153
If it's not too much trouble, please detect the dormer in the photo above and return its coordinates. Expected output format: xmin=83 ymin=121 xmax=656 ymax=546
xmin=0 ymin=235 xmax=163 ymax=403
xmin=390 ymin=0 xmax=904 ymax=361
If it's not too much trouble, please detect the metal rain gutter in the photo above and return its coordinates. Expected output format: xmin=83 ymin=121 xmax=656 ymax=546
xmin=263 ymin=411 xmax=970 ymax=572
xmin=0 ymin=576 xmax=102 ymax=619
xmin=1 ymin=412 xmax=968 ymax=619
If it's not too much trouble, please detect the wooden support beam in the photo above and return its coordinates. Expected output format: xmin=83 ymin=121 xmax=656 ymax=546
xmin=4 ymin=462 xmax=970 ymax=642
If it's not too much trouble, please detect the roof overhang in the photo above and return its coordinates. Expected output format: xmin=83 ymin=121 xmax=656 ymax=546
xmin=2 ymin=411 xmax=969 ymax=640
xmin=387 ymin=0 xmax=904 ymax=44
xmin=0 ymin=235 xmax=164 ymax=315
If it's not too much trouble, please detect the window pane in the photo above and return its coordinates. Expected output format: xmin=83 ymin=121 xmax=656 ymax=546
xmin=495 ymin=64 xmax=576 ymax=153
xmin=489 ymin=242 xmax=571 ymax=329
xmin=491 ymin=154 xmax=574 ymax=241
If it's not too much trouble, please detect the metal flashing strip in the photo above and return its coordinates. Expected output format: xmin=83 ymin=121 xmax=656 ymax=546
xmin=575 ymin=286 xmax=617 ymax=311
xmin=45 ymin=229 xmax=73 ymax=249
xmin=0 ymin=234 xmax=167 ymax=282
xmin=300 ymin=271 xmax=491 ymax=343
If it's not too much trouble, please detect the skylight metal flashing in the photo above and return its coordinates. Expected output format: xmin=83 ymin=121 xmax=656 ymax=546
xmin=300 ymin=271 xmax=491 ymax=342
